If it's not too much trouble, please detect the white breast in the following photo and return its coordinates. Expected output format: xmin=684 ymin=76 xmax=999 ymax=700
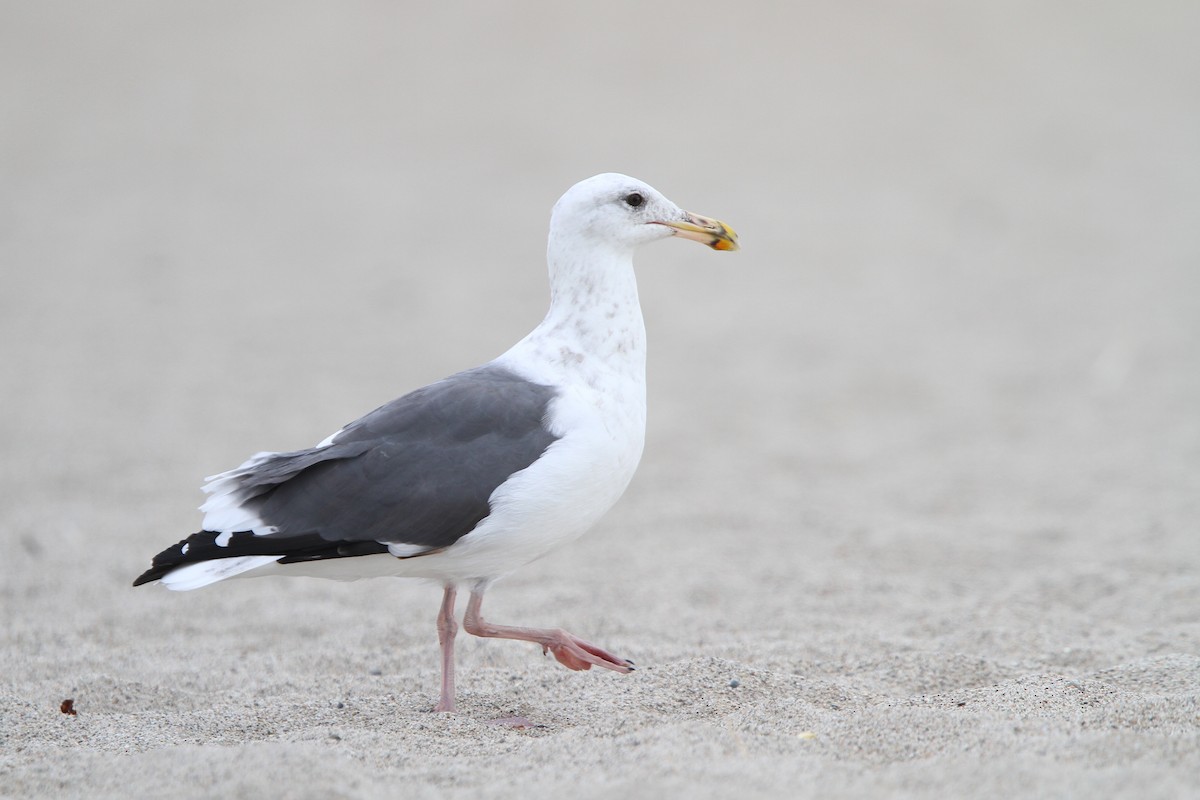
xmin=410 ymin=338 xmax=646 ymax=584
xmin=423 ymin=239 xmax=652 ymax=583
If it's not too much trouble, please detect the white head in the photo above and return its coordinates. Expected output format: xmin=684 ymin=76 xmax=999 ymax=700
xmin=549 ymin=173 xmax=738 ymax=255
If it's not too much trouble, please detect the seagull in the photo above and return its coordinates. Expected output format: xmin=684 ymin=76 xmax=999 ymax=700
xmin=134 ymin=173 xmax=738 ymax=713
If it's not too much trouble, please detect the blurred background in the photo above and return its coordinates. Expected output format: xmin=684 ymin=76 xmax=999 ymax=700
xmin=2 ymin=0 xmax=1198 ymax=700
xmin=3 ymin=3 xmax=1199 ymax=793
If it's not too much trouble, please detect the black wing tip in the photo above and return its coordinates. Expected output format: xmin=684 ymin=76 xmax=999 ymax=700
xmin=132 ymin=531 xmax=220 ymax=588
xmin=132 ymin=568 xmax=161 ymax=587
xmin=132 ymin=530 xmax=394 ymax=587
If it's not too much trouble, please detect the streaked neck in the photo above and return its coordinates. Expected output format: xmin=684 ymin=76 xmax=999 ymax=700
xmin=510 ymin=238 xmax=647 ymax=382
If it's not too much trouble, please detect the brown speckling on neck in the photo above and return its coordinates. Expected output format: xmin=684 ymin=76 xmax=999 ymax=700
xmin=558 ymin=345 xmax=585 ymax=366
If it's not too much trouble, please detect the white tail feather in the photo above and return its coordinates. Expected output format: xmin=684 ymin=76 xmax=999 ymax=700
xmin=160 ymin=555 xmax=282 ymax=591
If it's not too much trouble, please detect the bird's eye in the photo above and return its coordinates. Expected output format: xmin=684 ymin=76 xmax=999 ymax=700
xmin=624 ymin=192 xmax=645 ymax=208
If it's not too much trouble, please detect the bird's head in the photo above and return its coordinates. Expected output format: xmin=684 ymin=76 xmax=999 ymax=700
xmin=549 ymin=173 xmax=739 ymax=254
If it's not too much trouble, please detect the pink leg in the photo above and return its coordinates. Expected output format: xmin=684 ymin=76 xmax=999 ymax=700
xmin=462 ymin=589 xmax=634 ymax=673
xmin=434 ymin=585 xmax=457 ymax=712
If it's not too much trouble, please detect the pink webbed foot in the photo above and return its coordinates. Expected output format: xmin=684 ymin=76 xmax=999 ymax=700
xmin=539 ymin=629 xmax=635 ymax=673
xmin=463 ymin=590 xmax=635 ymax=675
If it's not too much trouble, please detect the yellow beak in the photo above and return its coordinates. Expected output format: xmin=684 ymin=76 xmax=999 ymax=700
xmin=656 ymin=211 xmax=740 ymax=251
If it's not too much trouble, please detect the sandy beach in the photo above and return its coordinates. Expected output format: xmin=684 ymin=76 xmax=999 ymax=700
xmin=2 ymin=2 xmax=1198 ymax=797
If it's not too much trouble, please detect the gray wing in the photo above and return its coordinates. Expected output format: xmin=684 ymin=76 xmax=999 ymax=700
xmin=251 ymin=364 xmax=559 ymax=547
xmin=133 ymin=365 xmax=560 ymax=585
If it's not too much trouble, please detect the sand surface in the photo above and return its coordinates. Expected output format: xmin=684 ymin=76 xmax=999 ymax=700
xmin=2 ymin=2 xmax=1198 ymax=798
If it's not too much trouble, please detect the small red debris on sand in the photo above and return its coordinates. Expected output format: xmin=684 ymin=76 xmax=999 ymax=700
xmin=60 ymin=699 xmax=77 ymax=716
